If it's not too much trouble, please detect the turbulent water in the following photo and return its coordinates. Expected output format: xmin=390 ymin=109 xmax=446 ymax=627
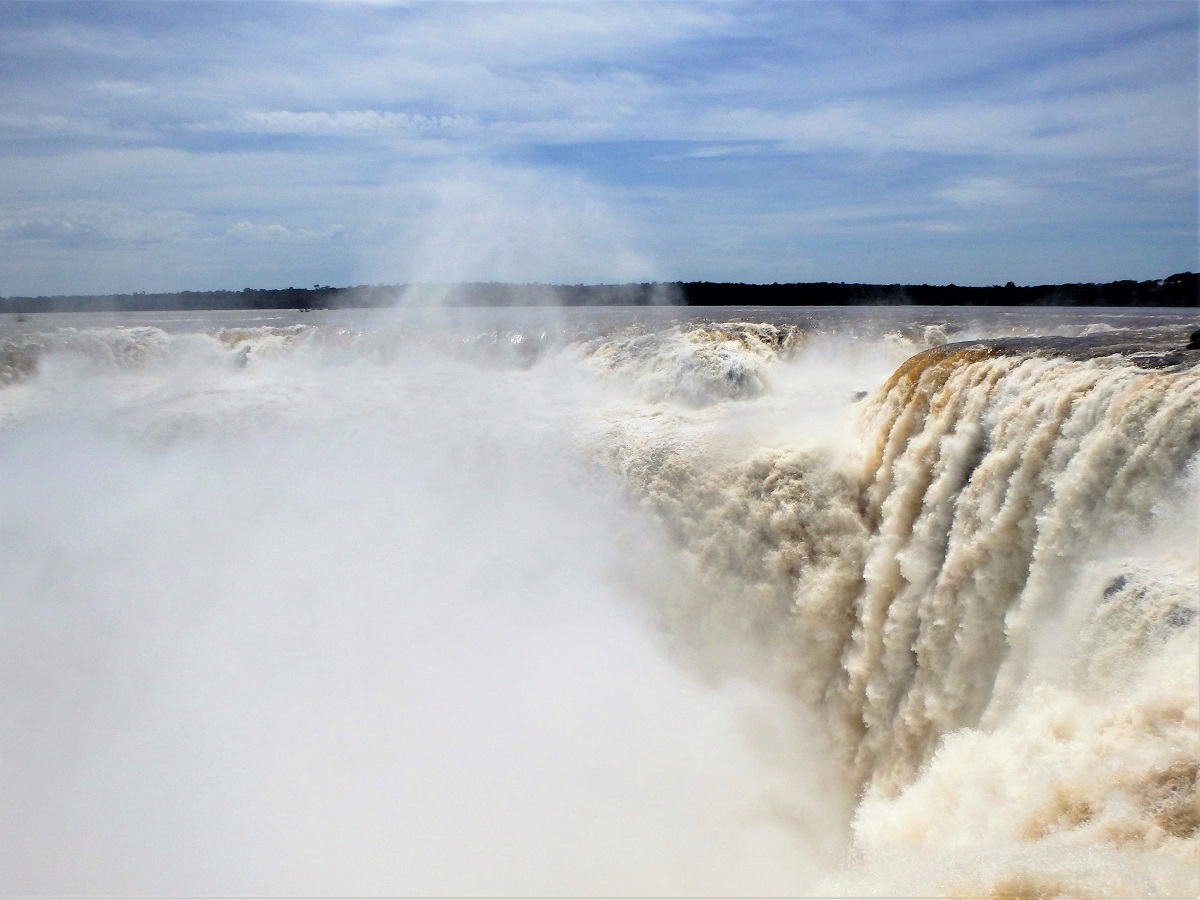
xmin=0 ymin=305 xmax=1197 ymax=897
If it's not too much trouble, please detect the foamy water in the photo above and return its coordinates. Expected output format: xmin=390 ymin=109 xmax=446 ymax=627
xmin=0 ymin=306 xmax=1196 ymax=897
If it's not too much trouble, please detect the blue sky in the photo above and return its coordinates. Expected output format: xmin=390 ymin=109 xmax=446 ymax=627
xmin=0 ymin=1 xmax=1195 ymax=295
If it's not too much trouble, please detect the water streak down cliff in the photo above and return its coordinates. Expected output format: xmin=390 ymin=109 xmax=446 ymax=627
xmin=607 ymin=327 xmax=1199 ymax=890
xmin=841 ymin=341 xmax=1199 ymax=788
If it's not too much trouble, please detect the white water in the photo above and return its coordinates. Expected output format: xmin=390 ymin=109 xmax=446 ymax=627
xmin=0 ymin=307 xmax=1196 ymax=897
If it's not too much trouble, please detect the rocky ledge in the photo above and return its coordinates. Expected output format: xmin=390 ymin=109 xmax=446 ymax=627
xmin=958 ymin=325 xmax=1200 ymax=371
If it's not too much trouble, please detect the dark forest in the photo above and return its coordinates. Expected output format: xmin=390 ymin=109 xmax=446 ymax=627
xmin=2 ymin=272 xmax=1195 ymax=314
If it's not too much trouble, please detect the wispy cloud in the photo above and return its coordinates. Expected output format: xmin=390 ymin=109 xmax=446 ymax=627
xmin=0 ymin=1 xmax=1194 ymax=294
xmin=193 ymin=110 xmax=479 ymax=138
xmin=88 ymin=80 xmax=155 ymax=98
xmin=936 ymin=177 xmax=1032 ymax=209
xmin=0 ymin=113 xmax=153 ymax=141
xmin=224 ymin=221 xmax=349 ymax=242
xmin=0 ymin=203 xmax=196 ymax=248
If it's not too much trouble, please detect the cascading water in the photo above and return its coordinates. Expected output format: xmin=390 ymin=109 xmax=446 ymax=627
xmin=838 ymin=347 xmax=1200 ymax=790
xmin=0 ymin=306 xmax=1196 ymax=897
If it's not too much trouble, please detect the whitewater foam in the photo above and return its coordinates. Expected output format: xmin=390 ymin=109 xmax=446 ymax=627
xmin=0 ymin=306 xmax=1195 ymax=896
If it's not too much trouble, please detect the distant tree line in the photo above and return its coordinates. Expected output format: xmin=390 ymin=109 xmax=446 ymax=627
xmin=1 ymin=273 xmax=1195 ymax=314
xmin=676 ymin=273 xmax=1198 ymax=308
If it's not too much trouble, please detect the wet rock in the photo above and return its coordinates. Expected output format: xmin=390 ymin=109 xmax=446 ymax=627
xmin=925 ymin=326 xmax=1200 ymax=372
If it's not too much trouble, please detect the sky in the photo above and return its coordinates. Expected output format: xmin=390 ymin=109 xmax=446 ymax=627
xmin=0 ymin=1 xmax=1196 ymax=296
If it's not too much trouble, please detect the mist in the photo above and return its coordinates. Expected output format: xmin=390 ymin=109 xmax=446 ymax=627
xmin=0 ymin=337 xmax=851 ymax=897
xmin=362 ymin=162 xmax=663 ymax=297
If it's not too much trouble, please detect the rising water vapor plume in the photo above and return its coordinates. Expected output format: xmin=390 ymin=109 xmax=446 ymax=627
xmin=0 ymin=303 xmax=1196 ymax=897
xmin=363 ymin=162 xmax=668 ymax=309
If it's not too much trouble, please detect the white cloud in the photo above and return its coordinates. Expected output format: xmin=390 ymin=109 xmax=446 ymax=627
xmin=936 ymin=177 xmax=1032 ymax=208
xmin=88 ymin=80 xmax=154 ymax=98
xmin=224 ymin=221 xmax=349 ymax=242
xmin=652 ymin=145 xmax=766 ymax=163
xmin=0 ymin=203 xmax=196 ymax=247
xmin=9 ymin=3 xmax=1193 ymax=158
xmin=200 ymin=110 xmax=479 ymax=137
xmin=0 ymin=1 xmax=1194 ymax=293
xmin=371 ymin=3 xmax=729 ymax=70
xmin=680 ymin=90 xmax=1193 ymax=159
xmin=0 ymin=114 xmax=152 ymax=141
xmin=225 ymin=221 xmax=293 ymax=241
